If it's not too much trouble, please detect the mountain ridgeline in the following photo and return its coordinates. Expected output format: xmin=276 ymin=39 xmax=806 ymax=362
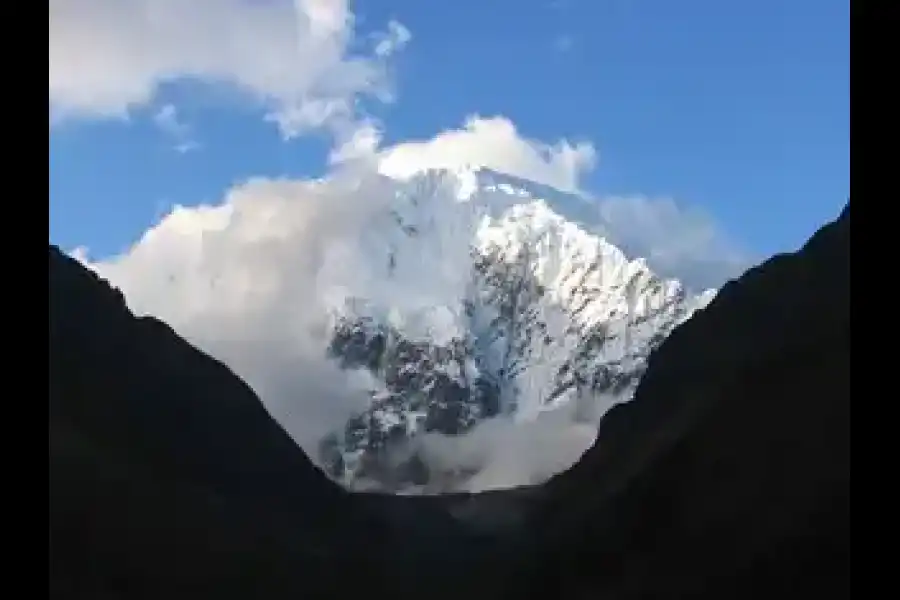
xmin=49 ymin=196 xmax=849 ymax=599
xmin=316 ymin=168 xmax=716 ymax=491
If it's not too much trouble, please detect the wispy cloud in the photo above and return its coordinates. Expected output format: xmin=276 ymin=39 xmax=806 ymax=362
xmin=49 ymin=0 xmax=411 ymax=145
xmin=153 ymin=104 xmax=199 ymax=154
xmin=73 ymin=117 xmax=746 ymax=492
xmin=58 ymin=1 xmax=747 ymax=495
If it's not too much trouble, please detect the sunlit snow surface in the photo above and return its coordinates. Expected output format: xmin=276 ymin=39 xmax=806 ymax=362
xmin=320 ymin=166 xmax=715 ymax=490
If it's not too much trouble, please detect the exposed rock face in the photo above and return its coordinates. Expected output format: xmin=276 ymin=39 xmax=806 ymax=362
xmin=318 ymin=168 xmax=715 ymax=491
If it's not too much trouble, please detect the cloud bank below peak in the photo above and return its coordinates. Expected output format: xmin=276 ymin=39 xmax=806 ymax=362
xmin=54 ymin=1 xmax=749 ymax=492
xmin=72 ymin=144 xmax=747 ymax=475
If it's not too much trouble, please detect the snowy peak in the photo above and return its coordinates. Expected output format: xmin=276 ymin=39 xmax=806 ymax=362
xmin=382 ymin=165 xmax=608 ymax=229
xmin=318 ymin=167 xmax=715 ymax=491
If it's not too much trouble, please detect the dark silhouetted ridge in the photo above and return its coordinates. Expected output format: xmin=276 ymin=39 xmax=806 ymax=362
xmin=511 ymin=203 xmax=850 ymax=599
xmin=49 ymin=247 xmax=393 ymax=598
xmin=49 ymin=247 xmax=344 ymax=511
xmin=48 ymin=202 xmax=850 ymax=599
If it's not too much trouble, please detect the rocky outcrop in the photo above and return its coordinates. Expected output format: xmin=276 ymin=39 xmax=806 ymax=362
xmin=318 ymin=169 xmax=714 ymax=490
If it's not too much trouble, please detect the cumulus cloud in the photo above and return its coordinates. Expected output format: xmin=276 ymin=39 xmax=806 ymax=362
xmin=327 ymin=115 xmax=597 ymax=194
xmin=328 ymin=120 xmax=384 ymax=165
xmin=54 ymin=3 xmax=745 ymax=493
xmin=49 ymin=0 xmax=410 ymax=140
xmin=372 ymin=116 xmax=747 ymax=290
xmin=72 ymin=164 xmax=575 ymax=484
xmin=377 ymin=115 xmax=597 ymax=193
xmin=74 ymin=123 xmax=745 ymax=492
xmin=79 ymin=170 xmax=402 ymax=449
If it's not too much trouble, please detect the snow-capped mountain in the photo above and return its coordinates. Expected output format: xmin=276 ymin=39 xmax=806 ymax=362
xmin=317 ymin=166 xmax=715 ymax=491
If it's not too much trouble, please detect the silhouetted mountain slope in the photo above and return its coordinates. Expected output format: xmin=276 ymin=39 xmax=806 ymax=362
xmin=49 ymin=247 xmax=402 ymax=598
xmin=50 ymin=247 xmax=340 ymax=510
xmin=49 ymin=201 xmax=849 ymax=600
xmin=511 ymin=203 xmax=850 ymax=599
xmin=49 ymin=413 xmax=333 ymax=598
xmin=49 ymin=245 xmax=504 ymax=599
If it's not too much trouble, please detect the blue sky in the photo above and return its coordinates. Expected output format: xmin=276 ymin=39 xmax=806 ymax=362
xmin=49 ymin=0 xmax=849 ymax=262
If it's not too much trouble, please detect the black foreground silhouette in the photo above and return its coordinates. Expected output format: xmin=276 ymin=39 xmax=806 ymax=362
xmin=49 ymin=203 xmax=849 ymax=599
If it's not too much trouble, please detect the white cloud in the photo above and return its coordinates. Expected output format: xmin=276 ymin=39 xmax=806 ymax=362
xmin=377 ymin=115 xmax=597 ymax=193
xmin=153 ymin=104 xmax=199 ymax=153
xmin=594 ymin=195 xmax=748 ymax=290
xmin=413 ymin=399 xmax=605 ymax=492
xmin=328 ymin=120 xmax=384 ymax=165
xmin=78 ymin=171 xmax=401 ymax=451
xmin=49 ymin=0 xmax=410 ymax=139
xmin=373 ymin=21 xmax=412 ymax=58
xmin=51 ymin=0 xmax=750 ymax=496
xmin=73 ymin=119 xmax=746 ymax=491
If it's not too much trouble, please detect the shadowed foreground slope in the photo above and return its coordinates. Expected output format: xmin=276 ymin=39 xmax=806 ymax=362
xmin=48 ymin=203 xmax=849 ymax=599
xmin=48 ymin=247 xmax=485 ymax=598
xmin=511 ymin=203 xmax=850 ymax=599
xmin=50 ymin=247 xmax=365 ymax=597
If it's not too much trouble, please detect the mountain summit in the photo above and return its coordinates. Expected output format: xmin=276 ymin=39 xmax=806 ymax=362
xmin=319 ymin=167 xmax=717 ymax=491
